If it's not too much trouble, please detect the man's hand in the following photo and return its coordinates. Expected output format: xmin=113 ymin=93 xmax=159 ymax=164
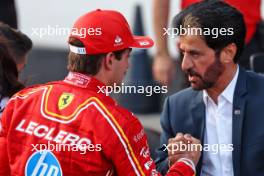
xmin=167 ymin=133 xmax=201 ymax=167
xmin=152 ymin=54 xmax=176 ymax=86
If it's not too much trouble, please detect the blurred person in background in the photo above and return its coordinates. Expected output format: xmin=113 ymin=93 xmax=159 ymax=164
xmin=152 ymin=0 xmax=263 ymax=87
xmin=0 ymin=23 xmax=32 ymax=128
xmin=0 ymin=22 xmax=33 ymax=73
xmin=0 ymin=40 xmax=24 ymax=121
xmin=0 ymin=0 xmax=17 ymax=29
xmin=0 ymin=9 xmax=201 ymax=176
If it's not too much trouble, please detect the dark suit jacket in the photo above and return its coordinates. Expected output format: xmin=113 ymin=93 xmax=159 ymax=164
xmin=155 ymin=67 xmax=264 ymax=176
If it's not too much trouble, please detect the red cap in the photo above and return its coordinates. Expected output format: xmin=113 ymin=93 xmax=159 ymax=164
xmin=69 ymin=9 xmax=154 ymax=55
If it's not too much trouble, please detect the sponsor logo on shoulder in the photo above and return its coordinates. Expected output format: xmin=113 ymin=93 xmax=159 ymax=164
xmin=25 ymin=150 xmax=62 ymax=176
xmin=133 ymin=129 xmax=145 ymax=143
xmin=140 ymin=146 xmax=150 ymax=158
xmin=151 ymin=169 xmax=159 ymax=176
xmin=144 ymin=159 xmax=153 ymax=170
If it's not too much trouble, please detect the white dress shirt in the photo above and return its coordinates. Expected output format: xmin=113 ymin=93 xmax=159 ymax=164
xmin=201 ymin=67 xmax=239 ymax=176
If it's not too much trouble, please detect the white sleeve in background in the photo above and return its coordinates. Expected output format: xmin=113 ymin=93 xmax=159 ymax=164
xmin=0 ymin=96 xmax=10 ymax=130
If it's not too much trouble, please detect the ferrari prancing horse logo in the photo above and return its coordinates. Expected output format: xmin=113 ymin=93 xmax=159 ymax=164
xmin=58 ymin=93 xmax=74 ymax=110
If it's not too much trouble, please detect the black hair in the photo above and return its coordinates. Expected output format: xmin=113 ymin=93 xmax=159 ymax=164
xmin=0 ymin=22 xmax=32 ymax=64
xmin=0 ymin=41 xmax=24 ymax=97
xmin=173 ymin=0 xmax=246 ymax=63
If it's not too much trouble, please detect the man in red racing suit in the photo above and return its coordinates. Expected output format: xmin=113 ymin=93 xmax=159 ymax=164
xmin=0 ymin=9 xmax=200 ymax=176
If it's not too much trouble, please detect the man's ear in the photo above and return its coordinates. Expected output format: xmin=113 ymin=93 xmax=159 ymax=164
xmin=220 ymin=43 xmax=237 ymax=64
xmin=104 ymin=52 xmax=115 ymax=71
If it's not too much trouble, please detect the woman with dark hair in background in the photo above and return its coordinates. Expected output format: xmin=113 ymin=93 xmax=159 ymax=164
xmin=0 ymin=22 xmax=33 ymax=72
xmin=0 ymin=22 xmax=32 ymax=130
xmin=0 ymin=0 xmax=17 ymax=29
xmin=0 ymin=40 xmax=24 ymax=119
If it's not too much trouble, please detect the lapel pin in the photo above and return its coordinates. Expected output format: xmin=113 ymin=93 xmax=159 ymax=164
xmin=234 ymin=109 xmax=241 ymax=115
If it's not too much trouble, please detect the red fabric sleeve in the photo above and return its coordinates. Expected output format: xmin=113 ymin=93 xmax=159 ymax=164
xmin=167 ymin=162 xmax=194 ymax=176
xmin=0 ymin=103 xmax=12 ymax=176
xmin=100 ymin=108 xmax=194 ymax=176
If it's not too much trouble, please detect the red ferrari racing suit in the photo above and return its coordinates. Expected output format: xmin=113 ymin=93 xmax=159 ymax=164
xmin=0 ymin=72 xmax=194 ymax=176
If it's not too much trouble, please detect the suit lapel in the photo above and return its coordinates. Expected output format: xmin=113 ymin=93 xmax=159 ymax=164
xmin=232 ymin=67 xmax=247 ymax=176
xmin=190 ymin=91 xmax=205 ymax=175
xmin=190 ymin=92 xmax=206 ymax=140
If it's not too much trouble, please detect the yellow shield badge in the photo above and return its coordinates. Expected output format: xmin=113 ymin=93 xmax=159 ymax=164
xmin=58 ymin=93 xmax=74 ymax=110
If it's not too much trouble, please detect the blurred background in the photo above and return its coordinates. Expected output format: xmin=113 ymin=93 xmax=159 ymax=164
xmin=17 ymin=0 xmax=180 ymax=55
